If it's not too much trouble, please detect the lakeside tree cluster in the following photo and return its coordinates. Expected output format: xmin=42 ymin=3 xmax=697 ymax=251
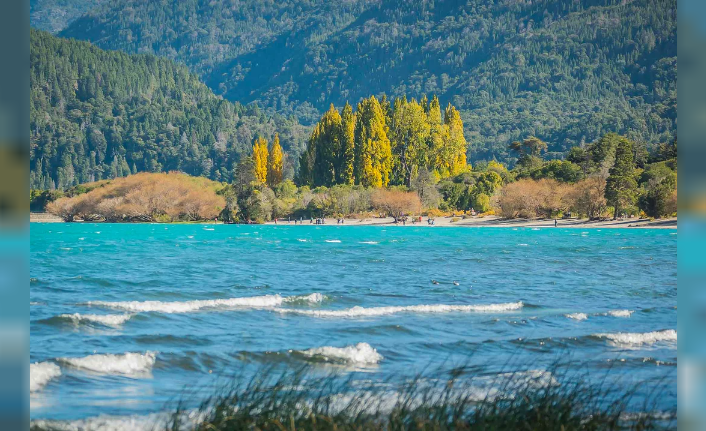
xmin=298 ymin=96 xmax=467 ymax=189
xmin=43 ymin=131 xmax=676 ymax=223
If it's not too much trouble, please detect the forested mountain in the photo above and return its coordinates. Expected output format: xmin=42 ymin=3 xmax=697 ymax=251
xmin=55 ymin=0 xmax=677 ymax=162
xmin=30 ymin=29 xmax=308 ymax=189
xmin=30 ymin=0 xmax=105 ymax=33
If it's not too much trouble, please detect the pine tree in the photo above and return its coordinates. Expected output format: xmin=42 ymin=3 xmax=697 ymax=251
xmin=252 ymin=136 xmax=269 ymax=184
xmin=339 ymin=102 xmax=356 ymax=185
xmin=354 ymin=96 xmax=392 ymax=187
xmin=605 ymin=138 xmax=638 ymax=219
xmin=267 ymin=133 xmax=284 ymax=187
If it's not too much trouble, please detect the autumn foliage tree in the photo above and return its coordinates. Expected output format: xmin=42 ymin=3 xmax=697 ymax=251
xmin=339 ymin=103 xmax=356 ymax=185
xmin=267 ymin=134 xmax=284 ymax=187
xmin=252 ymin=137 xmax=269 ymax=184
xmin=299 ymin=94 xmax=469 ymax=189
xmin=355 ymin=96 xmax=393 ymax=187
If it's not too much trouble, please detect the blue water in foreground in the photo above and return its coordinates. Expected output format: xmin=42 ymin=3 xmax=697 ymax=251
xmin=30 ymin=224 xmax=677 ymax=423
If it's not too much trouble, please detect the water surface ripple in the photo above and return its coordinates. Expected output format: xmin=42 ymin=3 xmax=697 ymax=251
xmin=30 ymin=224 xmax=677 ymax=421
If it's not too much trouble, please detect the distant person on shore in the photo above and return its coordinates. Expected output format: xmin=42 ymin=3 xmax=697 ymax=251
xmin=554 ymin=219 xmax=557 ymax=227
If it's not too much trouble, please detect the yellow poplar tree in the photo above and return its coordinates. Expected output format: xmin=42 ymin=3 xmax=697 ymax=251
xmin=339 ymin=102 xmax=356 ymax=185
xmin=315 ymin=104 xmax=342 ymax=186
xmin=442 ymin=104 xmax=468 ymax=176
xmin=267 ymin=133 xmax=284 ymax=187
xmin=390 ymin=98 xmax=430 ymax=187
xmin=354 ymin=96 xmax=392 ymax=187
xmin=252 ymin=136 xmax=269 ymax=184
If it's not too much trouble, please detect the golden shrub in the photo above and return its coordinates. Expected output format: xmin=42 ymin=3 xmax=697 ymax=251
xmin=47 ymin=172 xmax=225 ymax=222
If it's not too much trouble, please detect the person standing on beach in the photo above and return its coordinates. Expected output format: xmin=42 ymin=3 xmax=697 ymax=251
xmin=554 ymin=219 xmax=558 ymax=227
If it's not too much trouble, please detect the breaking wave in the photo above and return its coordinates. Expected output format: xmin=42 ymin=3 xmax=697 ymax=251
xmin=276 ymin=301 xmax=523 ymax=318
xmin=593 ymin=330 xmax=677 ymax=347
xmin=59 ymin=351 xmax=157 ymax=375
xmin=297 ymin=342 xmax=383 ymax=365
xmin=57 ymin=313 xmax=133 ymax=327
xmin=30 ymin=362 xmax=61 ymax=392
xmin=87 ymin=293 xmax=324 ymax=314
xmin=606 ymin=309 xmax=634 ymax=318
xmin=565 ymin=313 xmax=588 ymax=321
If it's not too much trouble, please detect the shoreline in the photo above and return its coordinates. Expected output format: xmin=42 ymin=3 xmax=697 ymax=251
xmin=29 ymin=212 xmax=676 ymax=229
xmin=269 ymin=215 xmax=677 ymax=229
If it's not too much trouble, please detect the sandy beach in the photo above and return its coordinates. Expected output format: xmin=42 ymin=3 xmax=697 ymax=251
xmin=30 ymin=212 xmax=676 ymax=228
xmin=268 ymin=215 xmax=677 ymax=229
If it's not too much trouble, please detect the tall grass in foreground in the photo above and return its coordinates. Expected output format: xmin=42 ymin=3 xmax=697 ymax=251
xmin=165 ymin=364 xmax=675 ymax=431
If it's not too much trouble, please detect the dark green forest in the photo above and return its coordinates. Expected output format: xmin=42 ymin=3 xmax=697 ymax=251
xmin=55 ymin=0 xmax=676 ymax=161
xmin=30 ymin=29 xmax=308 ymax=190
xmin=30 ymin=0 xmax=105 ymax=34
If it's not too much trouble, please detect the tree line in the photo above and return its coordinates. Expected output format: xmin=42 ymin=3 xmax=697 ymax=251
xmin=41 ymin=130 xmax=677 ymax=223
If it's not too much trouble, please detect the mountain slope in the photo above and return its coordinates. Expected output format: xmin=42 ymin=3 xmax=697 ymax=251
xmin=57 ymin=0 xmax=676 ymax=162
xmin=30 ymin=29 xmax=307 ymax=189
xmin=30 ymin=0 xmax=105 ymax=33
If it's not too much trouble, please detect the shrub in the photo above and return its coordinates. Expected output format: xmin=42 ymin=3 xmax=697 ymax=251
xmin=372 ymin=189 xmax=422 ymax=221
xmin=47 ymin=173 xmax=225 ymax=222
xmin=471 ymin=193 xmax=490 ymax=213
xmin=498 ymin=179 xmax=572 ymax=218
xmin=569 ymin=176 xmax=608 ymax=219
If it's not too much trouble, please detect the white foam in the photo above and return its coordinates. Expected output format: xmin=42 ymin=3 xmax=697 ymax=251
xmin=607 ymin=309 xmax=634 ymax=318
xmin=359 ymin=241 xmax=379 ymax=244
xmin=59 ymin=352 xmax=157 ymax=375
xmin=284 ymin=293 xmax=326 ymax=304
xmin=298 ymin=342 xmax=383 ymax=365
xmin=58 ymin=313 xmax=133 ymax=327
xmin=594 ymin=329 xmax=677 ymax=347
xmin=30 ymin=412 xmax=184 ymax=431
xmin=276 ymin=301 xmax=523 ymax=318
xmin=30 ymin=362 xmax=61 ymax=392
xmin=297 ymin=239 xmax=308 ymax=242
xmin=566 ymin=313 xmax=588 ymax=321
xmin=325 ymin=239 xmax=341 ymax=243
xmin=88 ymin=293 xmax=323 ymax=314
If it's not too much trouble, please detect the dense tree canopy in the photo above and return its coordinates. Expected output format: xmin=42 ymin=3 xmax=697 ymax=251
xmin=299 ymin=96 xmax=468 ymax=188
xmin=30 ymin=29 xmax=306 ymax=190
xmin=52 ymin=0 xmax=676 ymax=162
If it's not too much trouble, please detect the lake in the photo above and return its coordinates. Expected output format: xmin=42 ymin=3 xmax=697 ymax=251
xmin=30 ymin=223 xmax=677 ymax=426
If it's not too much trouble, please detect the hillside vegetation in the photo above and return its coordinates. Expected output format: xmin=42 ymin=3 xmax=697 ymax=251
xmin=56 ymin=0 xmax=677 ymax=161
xmin=30 ymin=0 xmax=105 ymax=33
xmin=30 ymin=29 xmax=308 ymax=190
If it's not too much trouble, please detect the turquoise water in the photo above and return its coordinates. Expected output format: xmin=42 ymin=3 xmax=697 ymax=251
xmin=30 ymin=224 xmax=677 ymax=424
